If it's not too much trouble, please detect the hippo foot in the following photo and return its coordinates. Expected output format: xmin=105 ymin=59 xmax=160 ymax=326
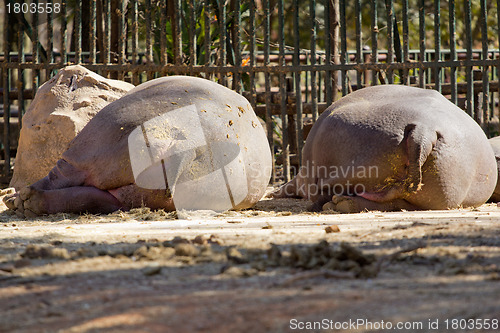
xmin=2 ymin=186 xmax=44 ymax=218
xmin=321 ymin=194 xmax=419 ymax=213
xmin=329 ymin=195 xmax=359 ymax=213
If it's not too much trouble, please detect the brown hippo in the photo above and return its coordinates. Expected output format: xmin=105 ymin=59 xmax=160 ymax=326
xmin=274 ymin=85 xmax=497 ymax=213
xmin=488 ymin=136 xmax=500 ymax=202
xmin=4 ymin=76 xmax=272 ymax=217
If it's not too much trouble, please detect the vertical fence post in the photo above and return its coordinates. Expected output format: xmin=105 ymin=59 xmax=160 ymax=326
xmin=61 ymin=0 xmax=67 ymax=64
xmin=3 ymin=5 xmax=11 ymax=178
xmin=385 ymin=0 xmax=394 ymax=84
xmin=355 ymin=0 xmax=362 ymax=89
xmin=17 ymin=17 xmax=25 ymax=127
xmin=203 ymin=0 xmax=212 ymax=80
xmin=131 ymin=0 xmax=139 ymax=84
xmin=371 ymin=0 xmax=378 ymax=85
xmin=449 ymin=0 xmax=457 ymax=104
xmin=233 ymin=0 xmax=242 ymax=92
xmin=75 ymin=0 xmax=81 ymax=64
xmin=248 ymin=0 xmax=256 ymax=109
xmin=418 ymin=0 xmax=426 ymax=88
xmin=310 ymin=0 xmax=318 ymax=118
xmin=188 ymin=0 xmax=196 ymax=75
xmin=480 ymin=0 xmax=489 ymax=127
xmin=278 ymin=0 xmax=290 ymax=182
xmin=90 ymin=0 xmax=97 ymax=65
xmin=293 ymin=0 xmax=303 ymax=166
xmin=434 ymin=0 xmax=441 ymax=92
xmin=402 ymin=0 xmax=410 ymax=85
xmin=218 ymin=1 xmax=227 ymax=85
xmin=464 ymin=0 xmax=474 ymax=117
xmin=117 ymin=0 xmax=126 ymax=80
xmin=263 ymin=0 xmax=274 ymax=183
xmin=46 ymin=0 xmax=54 ymax=79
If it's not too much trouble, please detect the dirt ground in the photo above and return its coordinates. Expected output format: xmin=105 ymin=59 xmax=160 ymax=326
xmin=1 ymin=189 xmax=500 ymax=333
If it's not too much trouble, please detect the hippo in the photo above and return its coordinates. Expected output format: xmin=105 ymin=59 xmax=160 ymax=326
xmin=488 ymin=136 xmax=500 ymax=202
xmin=273 ymin=85 xmax=497 ymax=213
xmin=4 ymin=76 xmax=272 ymax=217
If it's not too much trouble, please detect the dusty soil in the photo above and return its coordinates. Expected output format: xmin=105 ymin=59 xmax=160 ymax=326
xmin=1 ymin=189 xmax=500 ymax=333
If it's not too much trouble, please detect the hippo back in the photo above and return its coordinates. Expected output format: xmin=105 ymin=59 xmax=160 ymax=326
xmin=62 ymin=76 xmax=272 ymax=210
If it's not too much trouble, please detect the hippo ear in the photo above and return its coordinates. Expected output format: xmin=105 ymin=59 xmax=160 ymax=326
xmin=404 ymin=123 xmax=438 ymax=193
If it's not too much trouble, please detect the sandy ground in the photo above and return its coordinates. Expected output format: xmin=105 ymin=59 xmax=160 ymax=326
xmin=1 ymin=191 xmax=500 ymax=333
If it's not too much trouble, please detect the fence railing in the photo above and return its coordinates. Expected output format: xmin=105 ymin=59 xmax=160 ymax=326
xmin=1 ymin=0 xmax=500 ymax=184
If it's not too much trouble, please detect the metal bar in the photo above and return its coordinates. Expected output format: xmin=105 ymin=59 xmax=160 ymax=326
xmin=371 ymin=0 xmax=378 ymax=85
xmin=294 ymin=0 xmax=303 ymax=166
xmin=419 ymin=0 xmax=425 ymax=88
xmin=263 ymin=0 xmax=274 ymax=183
xmin=497 ymin=0 xmax=500 ymax=122
xmin=174 ymin=0 xmax=182 ymax=66
xmin=117 ymin=0 xmax=126 ymax=80
xmin=32 ymin=0 xmax=40 ymax=95
xmin=132 ymin=0 xmax=139 ymax=84
xmin=434 ymin=0 xmax=441 ymax=92
xmin=402 ymin=0 xmax=409 ymax=84
xmin=355 ymin=0 xmax=362 ymax=89
xmin=464 ymin=0 xmax=474 ymax=117
xmin=339 ymin=0 xmax=347 ymax=94
xmin=104 ymin=0 xmax=111 ymax=71
xmin=188 ymin=0 xmax=196 ymax=71
xmin=480 ymin=0 xmax=489 ymax=124
xmin=5 ymin=57 xmax=500 ymax=73
xmin=17 ymin=19 xmax=25 ymax=125
xmin=278 ymin=0 xmax=290 ymax=182
xmin=310 ymin=0 xmax=318 ymax=117
xmin=449 ymin=0 xmax=457 ymax=104
xmin=324 ymin=0 xmax=332 ymax=105
xmin=249 ymin=0 xmax=256 ymax=108
xmin=218 ymin=1 xmax=227 ymax=85
xmin=75 ymin=0 xmax=82 ymax=64
xmin=160 ymin=0 xmax=167 ymax=66
xmin=89 ymin=0 xmax=96 ymax=64
xmin=385 ymin=0 xmax=394 ymax=84
xmin=233 ymin=0 xmax=242 ymax=92
xmin=3 ymin=10 xmax=11 ymax=178
xmin=61 ymin=0 xmax=67 ymax=64
xmin=47 ymin=0 xmax=54 ymax=67
xmin=204 ymin=0 xmax=211 ymax=79
xmin=145 ymin=0 xmax=154 ymax=80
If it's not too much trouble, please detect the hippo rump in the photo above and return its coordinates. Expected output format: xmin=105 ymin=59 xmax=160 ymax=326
xmin=274 ymin=85 xmax=497 ymax=213
xmin=5 ymin=76 xmax=272 ymax=217
xmin=488 ymin=136 xmax=500 ymax=202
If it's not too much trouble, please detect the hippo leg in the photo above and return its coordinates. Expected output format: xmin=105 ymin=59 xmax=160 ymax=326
xmin=4 ymin=159 xmax=122 ymax=217
xmin=329 ymin=195 xmax=418 ymax=213
xmin=18 ymin=186 xmax=122 ymax=217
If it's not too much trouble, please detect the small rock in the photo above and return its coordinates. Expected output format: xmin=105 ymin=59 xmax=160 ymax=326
xmin=164 ymin=236 xmax=191 ymax=247
xmin=13 ymin=258 xmax=32 ymax=268
xmin=226 ymin=247 xmax=248 ymax=264
xmin=221 ymin=266 xmax=258 ymax=278
xmin=193 ymin=235 xmax=207 ymax=245
xmin=142 ymin=264 xmax=162 ymax=276
xmin=325 ymin=225 xmax=340 ymax=233
xmin=175 ymin=243 xmax=199 ymax=257
xmin=22 ymin=244 xmax=70 ymax=260
xmin=208 ymin=235 xmax=223 ymax=245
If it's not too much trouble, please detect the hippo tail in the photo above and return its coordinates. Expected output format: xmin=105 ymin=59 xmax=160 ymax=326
xmin=404 ymin=123 xmax=438 ymax=193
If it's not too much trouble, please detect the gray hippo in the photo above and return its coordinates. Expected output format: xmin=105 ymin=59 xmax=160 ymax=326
xmin=488 ymin=136 xmax=500 ymax=202
xmin=274 ymin=85 xmax=497 ymax=213
xmin=4 ymin=76 xmax=272 ymax=217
